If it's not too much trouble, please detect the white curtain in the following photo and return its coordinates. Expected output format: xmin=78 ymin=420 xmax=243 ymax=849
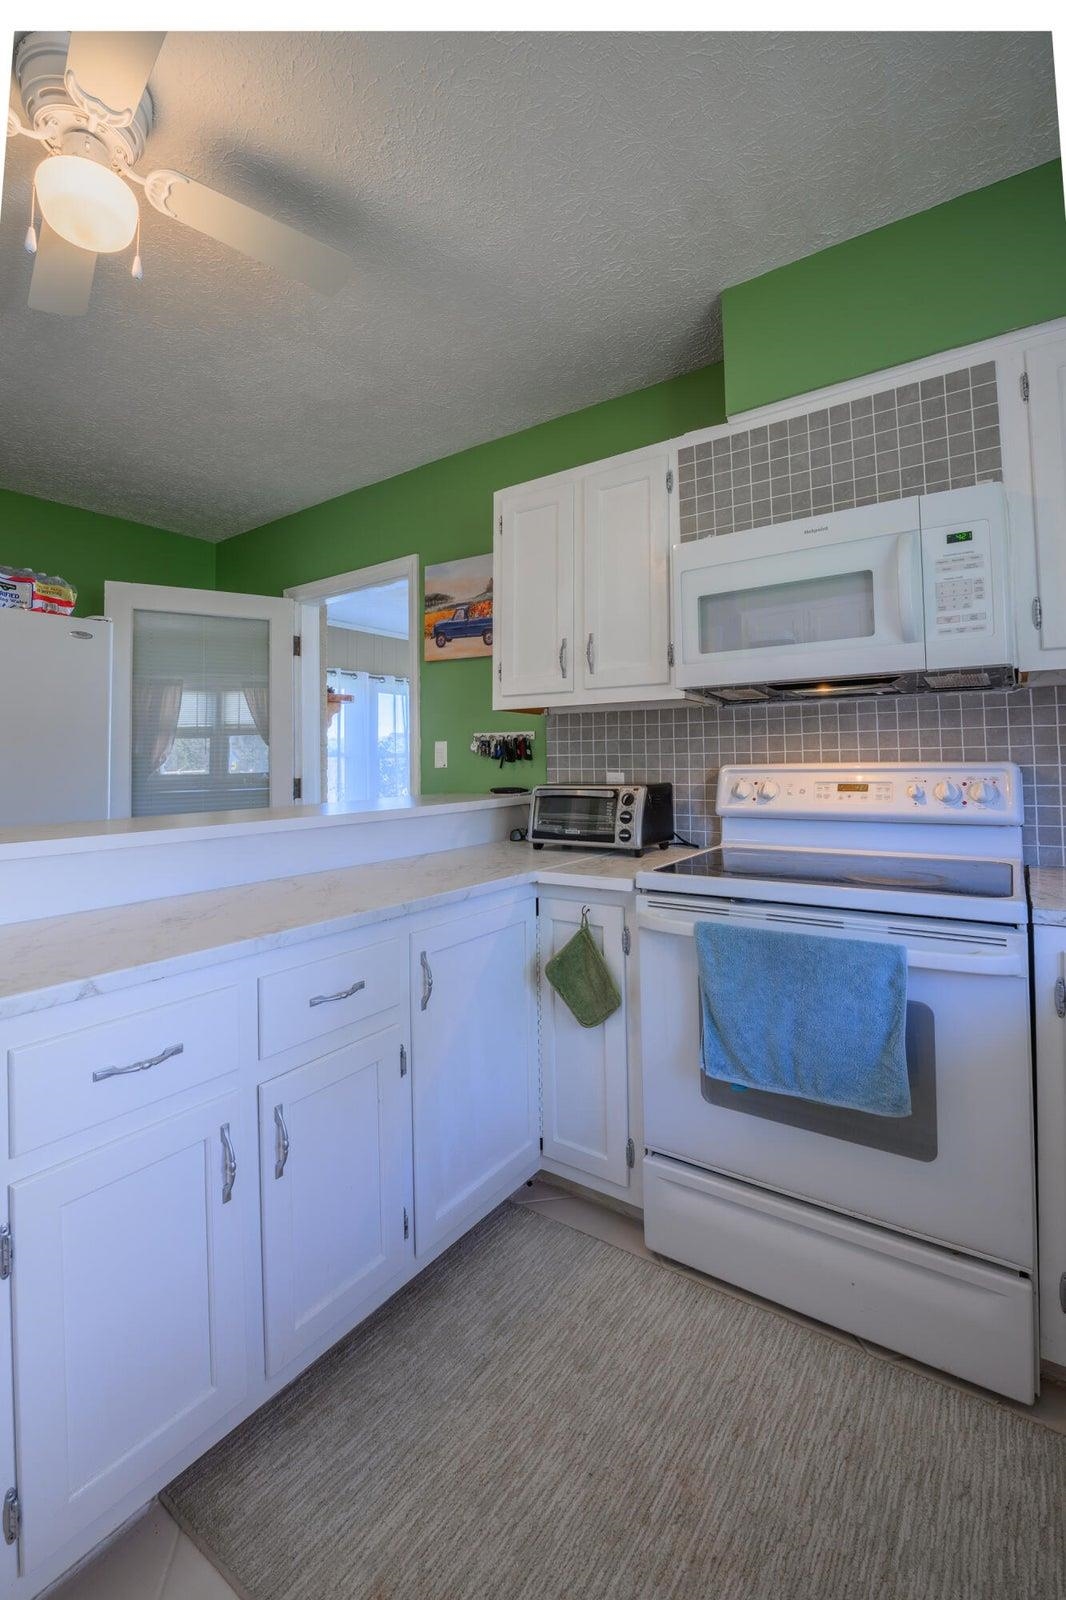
xmin=326 ymin=670 xmax=410 ymax=804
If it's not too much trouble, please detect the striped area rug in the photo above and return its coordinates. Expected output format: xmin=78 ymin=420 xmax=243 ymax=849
xmin=165 ymin=1203 xmax=1066 ymax=1600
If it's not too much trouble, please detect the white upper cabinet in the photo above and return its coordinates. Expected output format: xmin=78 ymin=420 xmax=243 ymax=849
xmin=583 ymin=451 xmax=672 ymax=691
xmin=1024 ymin=334 xmax=1066 ymax=654
xmin=495 ymin=478 xmax=576 ymax=698
xmin=494 ymin=445 xmax=680 ymax=708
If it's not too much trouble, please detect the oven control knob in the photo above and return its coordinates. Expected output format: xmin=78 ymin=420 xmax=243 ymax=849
xmin=968 ymin=780 xmax=997 ymax=805
xmin=933 ymin=779 xmax=962 ymax=806
xmin=619 ymin=810 xmax=633 ymax=824
xmin=756 ymin=780 xmax=779 ymax=802
xmin=731 ymin=780 xmax=754 ymax=800
xmin=621 ymin=792 xmax=635 ymax=807
xmin=618 ymin=828 xmax=632 ymax=842
xmin=905 ymin=783 xmax=925 ymax=802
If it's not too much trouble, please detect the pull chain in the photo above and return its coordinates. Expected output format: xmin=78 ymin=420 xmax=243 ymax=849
xmin=131 ymin=212 xmax=143 ymax=281
xmin=24 ymin=180 xmax=38 ymax=255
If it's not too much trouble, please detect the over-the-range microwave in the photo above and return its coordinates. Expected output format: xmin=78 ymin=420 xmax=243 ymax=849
xmin=672 ymin=483 xmax=1016 ymax=702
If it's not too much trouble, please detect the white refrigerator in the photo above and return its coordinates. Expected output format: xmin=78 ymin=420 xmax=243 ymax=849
xmin=0 ymin=608 xmax=112 ymax=826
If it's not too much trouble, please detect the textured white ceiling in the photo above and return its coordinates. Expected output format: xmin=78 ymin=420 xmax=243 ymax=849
xmin=327 ymin=580 xmax=409 ymax=636
xmin=1 ymin=32 xmax=1059 ymax=541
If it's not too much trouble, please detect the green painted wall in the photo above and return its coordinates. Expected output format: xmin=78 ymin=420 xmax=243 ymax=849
xmin=217 ymin=363 xmax=726 ymax=793
xmin=0 ymin=487 xmax=215 ymax=617
xmin=722 ymin=160 xmax=1066 ymax=415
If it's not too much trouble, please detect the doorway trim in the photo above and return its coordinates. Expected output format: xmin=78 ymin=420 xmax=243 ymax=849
xmin=286 ymin=555 xmax=421 ymax=803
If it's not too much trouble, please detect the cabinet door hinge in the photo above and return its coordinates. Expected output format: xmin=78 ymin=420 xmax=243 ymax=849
xmin=539 ymin=1136 xmax=544 ymax=1152
xmin=292 ymin=777 xmax=302 ymax=801
xmin=622 ymin=923 xmax=631 ymax=957
xmin=1060 ymin=1272 xmax=1066 ymax=1313
xmin=1020 ymin=371 xmax=1030 ymax=403
xmin=497 ymin=660 xmax=502 ymax=684
xmin=665 ymin=468 xmax=674 ymax=493
xmin=1032 ymin=597 xmax=1043 ymax=631
xmin=667 ymin=642 xmax=675 ymax=668
xmin=399 ymin=1043 xmax=408 ymax=1077
xmin=293 ymin=634 xmax=302 ymax=657
xmin=498 ymin=513 xmax=503 ymax=536
xmin=1055 ymin=976 xmax=1066 ymax=1019
xmin=403 ymin=1207 xmax=410 ymax=1241
xmin=625 ymin=1137 xmax=636 ymax=1169
xmin=2 ymin=1487 xmax=19 ymax=1546
xmin=0 ymin=1225 xmax=12 ymax=1281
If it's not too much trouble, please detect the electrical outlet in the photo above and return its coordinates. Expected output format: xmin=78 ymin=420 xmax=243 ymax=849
xmin=606 ymin=770 xmax=625 ymax=783
xmin=434 ymin=741 xmax=448 ymax=769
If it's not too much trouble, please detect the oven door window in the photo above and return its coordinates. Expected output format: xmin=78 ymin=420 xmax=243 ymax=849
xmin=534 ymin=792 xmax=617 ymax=843
xmin=700 ymin=1000 xmax=937 ymax=1162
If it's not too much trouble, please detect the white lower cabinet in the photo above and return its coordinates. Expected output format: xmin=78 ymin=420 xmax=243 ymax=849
xmin=259 ymin=1025 xmax=412 ymax=1377
xmin=538 ymin=896 xmax=630 ymax=1189
xmin=9 ymin=1093 xmax=247 ymax=1574
xmin=410 ymin=898 xmax=540 ymax=1258
xmin=1034 ymin=924 xmax=1066 ymax=1369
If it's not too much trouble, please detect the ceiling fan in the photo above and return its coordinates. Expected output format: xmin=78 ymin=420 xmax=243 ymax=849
xmin=6 ymin=31 xmax=352 ymax=315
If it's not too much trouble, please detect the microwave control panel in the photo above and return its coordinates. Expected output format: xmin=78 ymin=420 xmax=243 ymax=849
xmin=926 ymin=519 xmax=992 ymax=638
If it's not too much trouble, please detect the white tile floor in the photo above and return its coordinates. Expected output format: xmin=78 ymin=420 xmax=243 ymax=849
xmin=47 ymin=1177 xmax=1066 ymax=1599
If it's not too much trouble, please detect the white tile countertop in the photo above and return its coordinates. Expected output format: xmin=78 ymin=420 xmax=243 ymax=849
xmin=0 ymin=842 xmax=695 ymax=1020
xmin=1028 ymin=867 xmax=1066 ymax=927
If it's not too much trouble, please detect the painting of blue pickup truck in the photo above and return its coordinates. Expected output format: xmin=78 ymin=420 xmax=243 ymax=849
xmin=424 ymin=555 xmax=494 ymax=661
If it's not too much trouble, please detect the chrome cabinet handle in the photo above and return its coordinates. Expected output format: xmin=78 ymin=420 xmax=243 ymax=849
xmin=308 ymin=979 xmax=365 ymax=1007
xmin=420 ymin=950 xmax=433 ymax=1011
xmin=93 ymin=1042 xmax=183 ymax=1083
xmin=586 ymin=633 xmax=595 ymax=674
xmin=274 ymin=1104 xmax=290 ymax=1179
xmin=220 ymin=1122 xmax=237 ymax=1204
xmin=1056 ymin=976 xmax=1066 ymax=1019
xmin=559 ymin=637 xmax=568 ymax=679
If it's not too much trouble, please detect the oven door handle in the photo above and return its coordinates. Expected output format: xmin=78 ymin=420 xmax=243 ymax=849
xmin=636 ymin=908 xmax=1027 ymax=977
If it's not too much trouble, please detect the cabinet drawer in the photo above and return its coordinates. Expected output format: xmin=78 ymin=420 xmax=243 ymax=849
xmin=258 ymin=937 xmax=403 ymax=1058
xmin=8 ymin=987 xmax=239 ymax=1157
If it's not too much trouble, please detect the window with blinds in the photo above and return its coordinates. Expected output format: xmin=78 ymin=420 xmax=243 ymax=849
xmin=131 ymin=609 xmax=271 ymax=817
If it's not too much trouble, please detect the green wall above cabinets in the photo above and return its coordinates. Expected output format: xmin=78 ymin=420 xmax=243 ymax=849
xmin=0 ymin=487 xmax=216 ymax=617
xmin=721 ymin=160 xmax=1066 ymax=416
xmin=216 ymin=363 xmax=726 ymax=794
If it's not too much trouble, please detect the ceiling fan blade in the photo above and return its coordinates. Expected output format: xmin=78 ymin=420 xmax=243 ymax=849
xmin=146 ymin=173 xmax=351 ymax=295
xmin=65 ymin=31 xmax=166 ymax=118
xmin=28 ymin=223 xmax=96 ymax=316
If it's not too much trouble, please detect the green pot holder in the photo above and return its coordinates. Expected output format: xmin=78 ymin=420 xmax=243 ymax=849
xmin=545 ymin=906 xmax=623 ymax=1028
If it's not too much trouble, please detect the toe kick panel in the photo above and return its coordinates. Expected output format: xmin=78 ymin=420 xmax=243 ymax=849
xmin=643 ymin=1155 xmax=1036 ymax=1403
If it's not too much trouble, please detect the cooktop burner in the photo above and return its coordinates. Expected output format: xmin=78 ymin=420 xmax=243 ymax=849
xmin=655 ymin=845 xmax=1015 ymax=898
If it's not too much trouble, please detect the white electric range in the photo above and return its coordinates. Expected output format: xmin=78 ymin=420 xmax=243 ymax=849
xmin=635 ymin=762 xmax=1037 ymax=1402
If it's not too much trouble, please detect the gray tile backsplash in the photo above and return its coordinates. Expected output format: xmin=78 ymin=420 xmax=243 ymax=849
xmin=546 ymin=686 xmax=1066 ymax=868
xmin=676 ymin=361 xmax=1002 ymax=539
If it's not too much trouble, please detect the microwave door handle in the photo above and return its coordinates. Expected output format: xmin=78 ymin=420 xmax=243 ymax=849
xmin=896 ymin=532 xmax=922 ymax=644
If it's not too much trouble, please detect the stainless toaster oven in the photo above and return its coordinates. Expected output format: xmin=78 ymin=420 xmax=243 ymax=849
xmin=528 ymin=784 xmax=674 ymax=854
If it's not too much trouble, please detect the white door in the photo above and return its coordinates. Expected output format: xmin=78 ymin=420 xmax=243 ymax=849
xmin=1025 ymin=337 xmax=1066 ymax=652
xmin=411 ymin=899 xmax=539 ymax=1257
xmin=1034 ymin=927 xmax=1066 ymax=1366
xmin=259 ymin=1026 xmax=412 ymax=1377
xmin=495 ymin=479 xmax=576 ymax=698
xmin=583 ymin=451 xmax=671 ymax=691
xmin=539 ymin=897 xmax=630 ymax=1186
xmin=105 ymin=580 xmax=300 ymax=818
xmin=10 ymin=1094 xmax=246 ymax=1572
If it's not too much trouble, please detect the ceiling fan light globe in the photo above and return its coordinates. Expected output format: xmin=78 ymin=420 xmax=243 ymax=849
xmin=34 ymin=155 xmax=139 ymax=254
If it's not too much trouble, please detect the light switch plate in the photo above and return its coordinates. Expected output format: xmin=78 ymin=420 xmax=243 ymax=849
xmin=606 ymin=770 xmax=625 ymax=783
xmin=434 ymin=741 xmax=448 ymax=769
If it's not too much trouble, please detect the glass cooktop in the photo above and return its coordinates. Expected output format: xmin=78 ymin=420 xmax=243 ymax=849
xmin=655 ymin=846 xmax=1015 ymax=898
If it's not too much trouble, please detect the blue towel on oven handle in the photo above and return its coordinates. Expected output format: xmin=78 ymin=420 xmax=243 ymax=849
xmin=694 ymin=920 xmax=911 ymax=1118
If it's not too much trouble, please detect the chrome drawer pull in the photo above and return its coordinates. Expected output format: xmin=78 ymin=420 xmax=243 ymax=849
xmin=420 ymin=950 xmax=433 ymax=1011
xmin=559 ymin=637 xmax=568 ymax=679
xmin=586 ymin=632 xmax=595 ymax=673
xmin=308 ymin=979 xmax=366 ymax=1007
xmin=274 ymin=1103 xmax=290 ymax=1180
xmin=92 ymin=1042 xmax=184 ymax=1083
xmin=220 ymin=1122 xmax=237 ymax=1204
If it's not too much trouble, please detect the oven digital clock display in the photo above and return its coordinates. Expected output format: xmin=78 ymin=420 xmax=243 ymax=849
xmin=837 ymin=783 xmax=869 ymax=792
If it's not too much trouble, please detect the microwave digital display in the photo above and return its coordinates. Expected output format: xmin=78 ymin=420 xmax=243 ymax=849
xmin=946 ymin=530 xmax=973 ymax=544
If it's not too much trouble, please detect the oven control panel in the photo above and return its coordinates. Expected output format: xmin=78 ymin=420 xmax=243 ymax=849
xmin=717 ymin=764 xmax=1022 ymax=823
